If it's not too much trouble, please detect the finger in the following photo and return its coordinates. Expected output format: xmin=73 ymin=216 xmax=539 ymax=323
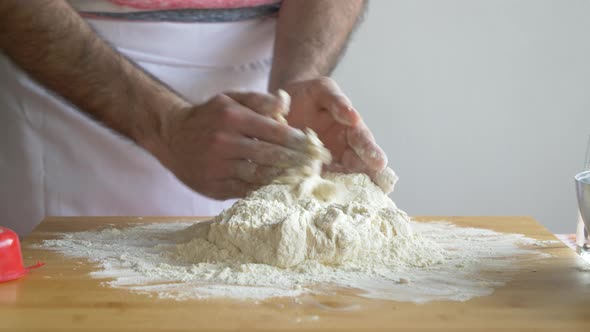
xmin=346 ymin=125 xmax=387 ymax=171
xmin=224 ymin=135 xmax=311 ymax=168
xmin=372 ymin=167 xmax=398 ymax=194
xmin=315 ymin=79 xmax=360 ymax=126
xmin=272 ymin=89 xmax=291 ymax=124
xmin=218 ymin=178 xmax=258 ymax=199
xmin=224 ymin=92 xmax=282 ymax=118
xmin=232 ymin=160 xmax=283 ymax=185
xmin=338 ymin=149 xmax=398 ymax=194
xmin=341 ymin=147 xmax=371 ymax=173
xmin=327 ymin=95 xmax=360 ymax=126
xmin=229 ymin=103 xmax=308 ymax=151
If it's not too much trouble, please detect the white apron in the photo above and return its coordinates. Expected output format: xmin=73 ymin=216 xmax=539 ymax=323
xmin=0 ymin=17 xmax=276 ymax=236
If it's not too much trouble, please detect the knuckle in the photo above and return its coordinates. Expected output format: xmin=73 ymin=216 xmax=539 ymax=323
xmin=315 ymin=76 xmax=335 ymax=88
xmin=256 ymin=167 xmax=281 ymax=183
xmin=210 ymin=131 xmax=229 ymax=147
xmin=244 ymin=94 xmax=264 ymax=113
xmin=254 ymin=146 xmax=272 ymax=163
xmin=217 ymin=106 xmax=235 ymax=123
xmin=347 ymin=127 xmax=365 ymax=145
xmin=258 ymin=96 xmax=277 ymax=115
xmin=269 ymin=123 xmax=287 ymax=141
xmin=252 ymin=167 xmax=267 ymax=183
xmin=255 ymin=145 xmax=277 ymax=164
xmin=274 ymin=150 xmax=296 ymax=166
xmin=236 ymin=161 xmax=256 ymax=179
xmin=209 ymin=94 xmax=228 ymax=106
xmin=245 ymin=93 xmax=276 ymax=116
xmin=244 ymin=93 xmax=259 ymax=105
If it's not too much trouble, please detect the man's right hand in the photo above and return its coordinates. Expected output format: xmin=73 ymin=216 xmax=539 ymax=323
xmin=0 ymin=2 xmax=313 ymax=200
xmin=144 ymin=92 xmax=310 ymax=200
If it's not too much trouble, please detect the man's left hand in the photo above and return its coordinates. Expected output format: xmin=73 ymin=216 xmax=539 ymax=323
xmin=282 ymin=77 xmax=388 ymax=182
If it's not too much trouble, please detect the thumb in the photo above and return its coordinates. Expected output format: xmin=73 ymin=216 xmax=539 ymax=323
xmin=328 ymin=95 xmax=360 ymax=126
xmin=314 ymin=77 xmax=360 ymax=126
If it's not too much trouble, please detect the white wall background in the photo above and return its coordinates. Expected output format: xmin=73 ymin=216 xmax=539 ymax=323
xmin=333 ymin=0 xmax=590 ymax=233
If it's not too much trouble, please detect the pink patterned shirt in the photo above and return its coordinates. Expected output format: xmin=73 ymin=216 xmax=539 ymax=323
xmin=109 ymin=0 xmax=280 ymax=10
xmin=69 ymin=0 xmax=282 ymax=22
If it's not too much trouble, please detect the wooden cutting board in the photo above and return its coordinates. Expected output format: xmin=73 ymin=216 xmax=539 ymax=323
xmin=1 ymin=216 xmax=589 ymax=331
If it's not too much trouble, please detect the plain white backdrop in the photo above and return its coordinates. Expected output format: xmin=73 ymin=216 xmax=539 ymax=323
xmin=333 ymin=0 xmax=590 ymax=233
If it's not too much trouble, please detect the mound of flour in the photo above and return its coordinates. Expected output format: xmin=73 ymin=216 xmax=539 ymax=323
xmin=171 ymin=123 xmax=423 ymax=270
xmin=173 ymin=172 xmax=434 ymax=270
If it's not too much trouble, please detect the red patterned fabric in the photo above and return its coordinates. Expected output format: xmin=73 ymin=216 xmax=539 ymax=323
xmin=108 ymin=0 xmax=280 ymax=10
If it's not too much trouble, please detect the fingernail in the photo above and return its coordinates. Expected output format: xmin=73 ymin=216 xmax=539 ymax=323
xmin=276 ymin=89 xmax=291 ymax=116
xmin=331 ymin=103 xmax=355 ymax=126
xmin=374 ymin=167 xmax=398 ymax=194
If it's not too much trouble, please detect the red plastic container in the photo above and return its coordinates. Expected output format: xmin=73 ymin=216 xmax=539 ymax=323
xmin=0 ymin=227 xmax=43 ymax=282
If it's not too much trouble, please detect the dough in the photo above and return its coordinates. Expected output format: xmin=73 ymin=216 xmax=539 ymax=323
xmin=176 ymin=128 xmax=410 ymax=268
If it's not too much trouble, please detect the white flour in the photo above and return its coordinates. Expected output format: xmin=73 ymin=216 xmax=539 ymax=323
xmin=37 ymin=123 xmax=555 ymax=303
xmin=39 ymin=219 xmax=554 ymax=303
xmin=38 ymin=172 xmax=555 ymax=303
xmin=183 ymin=172 xmax=413 ymax=270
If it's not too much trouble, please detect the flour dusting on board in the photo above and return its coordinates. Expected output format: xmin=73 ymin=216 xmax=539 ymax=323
xmin=38 ymin=122 xmax=554 ymax=302
xmin=38 ymin=173 xmax=554 ymax=303
xmin=39 ymin=220 xmax=552 ymax=302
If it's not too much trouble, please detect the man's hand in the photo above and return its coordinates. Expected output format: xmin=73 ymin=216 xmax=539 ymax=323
xmin=145 ymin=92 xmax=310 ymax=199
xmin=283 ymin=77 xmax=388 ymax=181
xmin=267 ymin=1 xmax=390 ymax=185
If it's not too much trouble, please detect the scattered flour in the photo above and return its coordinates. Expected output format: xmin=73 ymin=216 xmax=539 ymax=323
xmin=37 ymin=171 xmax=554 ymax=303
xmin=38 ymin=218 xmax=553 ymax=303
xmin=36 ymin=122 xmax=554 ymax=303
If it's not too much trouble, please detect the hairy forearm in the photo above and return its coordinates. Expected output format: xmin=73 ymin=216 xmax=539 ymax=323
xmin=269 ymin=0 xmax=366 ymax=91
xmin=0 ymin=0 xmax=189 ymax=146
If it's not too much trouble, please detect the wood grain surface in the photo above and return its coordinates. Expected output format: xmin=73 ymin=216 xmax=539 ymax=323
xmin=1 ymin=216 xmax=589 ymax=331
